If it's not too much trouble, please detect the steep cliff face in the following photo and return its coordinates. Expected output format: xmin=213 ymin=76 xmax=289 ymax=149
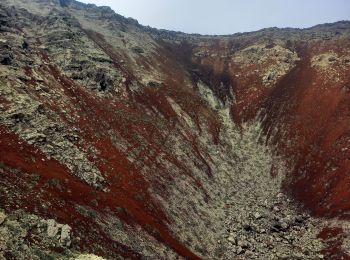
xmin=0 ymin=0 xmax=350 ymax=259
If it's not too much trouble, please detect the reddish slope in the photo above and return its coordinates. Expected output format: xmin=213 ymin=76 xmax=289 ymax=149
xmin=1 ymin=91 xmax=203 ymax=259
xmin=188 ymin=32 xmax=350 ymax=258
xmin=260 ymin=40 xmax=350 ymax=218
xmin=189 ymin=34 xmax=350 ymax=219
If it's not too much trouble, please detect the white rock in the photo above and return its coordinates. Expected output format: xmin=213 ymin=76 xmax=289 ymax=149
xmin=75 ymin=254 xmax=105 ymax=260
xmin=60 ymin=224 xmax=72 ymax=244
xmin=236 ymin=246 xmax=245 ymax=255
xmin=254 ymin=212 xmax=262 ymax=219
xmin=228 ymin=236 xmax=236 ymax=243
xmin=0 ymin=211 xmax=6 ymax=225
xmin=46 ymin=219 xmax=59 ymax=238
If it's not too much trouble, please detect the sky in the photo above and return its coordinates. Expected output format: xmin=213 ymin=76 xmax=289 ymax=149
xmin=79 ymin=0 xmax=350 ymax=35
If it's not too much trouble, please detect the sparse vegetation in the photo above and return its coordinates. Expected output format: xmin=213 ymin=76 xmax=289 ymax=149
xmin=0 ymin=0 xmax=349 ymax=259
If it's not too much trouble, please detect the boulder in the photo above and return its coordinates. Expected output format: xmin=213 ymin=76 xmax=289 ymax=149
xmin=60 ymin=224 xmax=72 ymax=246
xmin=46 ymin=219 xmax=59 ymax=238
xmin=1 ymin=55 xmax=11 ymax=65
xmin=0 ymin=211 xmax=6 ymax=225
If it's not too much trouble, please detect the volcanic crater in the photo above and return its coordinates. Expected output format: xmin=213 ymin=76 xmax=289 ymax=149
xmin=0 ymin=0 xmax=350 ymax=259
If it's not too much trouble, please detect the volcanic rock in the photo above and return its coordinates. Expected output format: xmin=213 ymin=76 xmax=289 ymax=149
xmin=0 ymin=0 xmax=349 ymax=259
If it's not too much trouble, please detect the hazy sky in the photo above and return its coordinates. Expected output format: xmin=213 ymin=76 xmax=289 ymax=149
xmin=79 ymin=0 xmax=350 ymax=35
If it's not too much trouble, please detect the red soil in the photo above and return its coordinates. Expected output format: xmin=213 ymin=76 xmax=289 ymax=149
xmin=318 ymin=227 xmax=350 ymax=259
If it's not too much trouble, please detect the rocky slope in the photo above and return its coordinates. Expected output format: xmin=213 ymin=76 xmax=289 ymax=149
xmin=0 ymin=0 xmax=350 ymax=259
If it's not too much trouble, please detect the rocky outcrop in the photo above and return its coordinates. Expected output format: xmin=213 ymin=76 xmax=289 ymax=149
xmin=0 ymin=208 xmax=108 ymax=259
xmin=0 ymin=0 xmax=350 ymax=259
xmin=232 ymin=44 xmax=300 ymax=86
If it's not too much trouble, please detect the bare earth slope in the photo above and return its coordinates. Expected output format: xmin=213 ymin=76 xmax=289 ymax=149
xmin=0 ymin=0 xmax=350 ymax=259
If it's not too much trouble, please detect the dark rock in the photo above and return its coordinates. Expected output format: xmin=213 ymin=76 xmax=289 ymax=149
xmin=59 ymin=0 xmax=70 ymax=7
xmin=99 ymin=79 xmax=108 ymax=91
xmin=37 ymin=104 xmax=46 ymax=114
xmin=295 ymin=216 xmax=304 ymax=224
xmin=64 ymin=134 xmax=79 ymax=143
xmin=328 ymin=56 xmax=337 ymax=62
xmin=10 ymin=113 xmax=26 ymax=123
xmin=18 ymin=74 xmax=31 ymax=82
xmin=243 ymin=224 xmax=253 ymax=232
xmin=0 ymin=42 xmax=10 ymax=49
xmin=95 ymin=71 xmax=110 ymax=91
xmin=90 ymin=56 xmax=113 ymax=63
xmin=0 ymin=9 xmax=10 ymax=28
xmin=22 ymin=40 xmax=29 ymax=50
xmin=132 ymin=46 xmax=144 ymax=54
xmin=271 ymin=222 xmax=283 ymax=232
xmin=1 ymin=56 xmax=11 ymax=65
xmin=147 ymin=81 xmax=162 ymax=88
xmin=236 ymin=246 xmax=245 ymax=255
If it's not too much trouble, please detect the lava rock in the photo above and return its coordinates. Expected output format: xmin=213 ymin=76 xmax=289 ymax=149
xmin=243 ymin=224 xmax=253 ymax=232
xmin=147 ymin=81 xmax=162 ymax=88
xmin=295 ymin=216 xmax=304 ymax=224
xmin=1 ymin=56 xmax=11 ymax=65
xmin=271 ymin=222 xmax=283 ymax=232
xmin=22 ymin=40 xmax=29 ymax=49
xmin=131 ymin=46 xmax=144 ymax=54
